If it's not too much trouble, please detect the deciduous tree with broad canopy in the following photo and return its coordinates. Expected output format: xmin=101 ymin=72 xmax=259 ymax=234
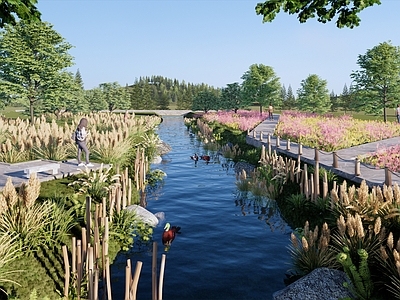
xmin=350 ymin=41 xmax=400 ymax=122
xmin=241 ymin=64 xmax=281 ymax=114
xmin=0 ymin=21 xmax=75 ymax=123
xmin=255 ymin=0 xmax=381 ymax=28
xmin=297 ymin=74 xmax=331 ymax=113
xmin=0 ymin=0 xmax=41 ymax=28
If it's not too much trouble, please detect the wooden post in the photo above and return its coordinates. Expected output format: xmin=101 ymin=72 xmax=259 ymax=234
xmin=314 ymin=148 xmax=319 ymax=162
xmin=253 ymin=130 xmax=256 ymax=138
xmin=276 ymin=136 xmax=280 ymax=147
xmin=355 ymin=158 xmax=361 ymax=176
xmin=332 ymin=151 xmax=338 ymax=168
xmin=385 ymin=167 xmax=392 ymax=187
xmin=260 ymin=131 xmax=263 ymax=141
xmin=298 ymin=143 xmax=303 ymax=155
xmin=286 ymin=139 xmax=290 ymax=151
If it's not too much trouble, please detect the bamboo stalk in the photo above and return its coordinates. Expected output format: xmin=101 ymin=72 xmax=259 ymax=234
xmin=86 ymin=196 xmax=91 ymax=245
xmin=128 ymin=178 xmax=132 ymax=206
xmin=125 ymin=259 xmax=132 ymax=300
xmin=77 ymin=240 xmax=82 ymax=299
xmin=152 ymin=242 xmax=158 ymax=300
xmin=158 ymin=254 xmax=166 ymax=300
xmin=94 ymin=268 xmax=99 ymax=300
xmin=130 ymin=261 xmax=143 ymax=300
xmin=62 ymin=245 xmax=70 ymax=299
xmin=106 ymin=257 xmax=112 ymax=300
xmin=72 ymin=237 xmax=76 ymax=274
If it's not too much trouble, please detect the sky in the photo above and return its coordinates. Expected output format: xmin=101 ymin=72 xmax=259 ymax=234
xmin=36 ymin=0 xmax=400 ymax=95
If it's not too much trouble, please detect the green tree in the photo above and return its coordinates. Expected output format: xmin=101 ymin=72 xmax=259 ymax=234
xmin=330 ymin=90 xmax=340 ymax=112
xmin=350 ymin=41 xmax=400 ymax=122
xmin=0 ymin=21 xmax=74 ymax=123
xmin=85 ymin=87 xmax=107 ymax=112
xmin=99 ymin=82 xmax=130 ymax=111
xmin=221 ymin=82 xmax=245 ymax=112
xmin=284 ymin=84 xmax=296 ymax=110
xmin=241 ymin=64 xmax=281 ymax=113
xmin=0 ymin=0 xmax=41 ymax=28
xmin=297 ymin=74 xmax=331 ymax=113
xmin=192 ymin=90 xmax=219 ymax=113
xmin=340 ymin=83 xmax=352 ymax=113
xmin=255 ymin=0 xmax=381 ymax=28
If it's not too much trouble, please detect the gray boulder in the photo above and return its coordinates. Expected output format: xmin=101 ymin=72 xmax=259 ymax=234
xmin=273 ymin=268 xmax=355 ymax=300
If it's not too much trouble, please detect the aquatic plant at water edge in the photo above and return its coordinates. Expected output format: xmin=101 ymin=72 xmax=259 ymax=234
xmin=69 ymin=164 xmax=120 ymax=203
xmin=109 ymin=210 xmax=153 ymax=251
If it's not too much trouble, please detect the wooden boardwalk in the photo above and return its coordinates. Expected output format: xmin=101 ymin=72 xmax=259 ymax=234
xmin=247 ymin=115 xmax=400 ymax=188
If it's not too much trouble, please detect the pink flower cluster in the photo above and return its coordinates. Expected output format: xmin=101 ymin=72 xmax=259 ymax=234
xmin=275 ymin=111 xmax=400 ymax=151
xmin=362 ymin=145 xmax=400 ymax=172
xmin=202 ymin=110 xmax=269 ymax=131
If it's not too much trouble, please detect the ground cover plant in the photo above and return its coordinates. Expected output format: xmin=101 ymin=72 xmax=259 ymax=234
xmin=275 ymin=111 xmax=400 ymax=151
xmin=202 ymin=109 xmax=269 ymax=131
xmin=360 ymin=145 xmax=400 ymax=172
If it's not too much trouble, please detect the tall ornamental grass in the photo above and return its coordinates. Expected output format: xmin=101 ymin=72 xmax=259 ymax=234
xmin=0 ymin=112 xmax=161 ymax=164
xmin=276 ymin=111 xmax=400 ymax=151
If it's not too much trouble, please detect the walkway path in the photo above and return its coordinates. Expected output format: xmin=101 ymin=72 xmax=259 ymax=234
xmin=247 ymin=114 xmax=400 ymax=188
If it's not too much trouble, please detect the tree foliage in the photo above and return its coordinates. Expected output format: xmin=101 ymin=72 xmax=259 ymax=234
xmin=297 ymin=74 xmax=331 ymax=113
xmin=192 ymin=90 xmax=220 ymax=113
xmin=220 ymin=82 xmax=245 ymax=112
xmin=241 ymin=64 xmax=281 ymax=113
xmin=0 ymin=0 xmax=41 ymax=28
xmin=0 ymin=21 xmax=74 ymax=123
xmin=351 ymin=41 xmax=400 ymax=122
xmin=255 ymin=0 xmax=381 ymax=28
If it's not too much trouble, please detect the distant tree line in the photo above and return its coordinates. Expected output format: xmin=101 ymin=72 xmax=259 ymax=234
xmin=0 ymin=19 xmax=399 ymax=123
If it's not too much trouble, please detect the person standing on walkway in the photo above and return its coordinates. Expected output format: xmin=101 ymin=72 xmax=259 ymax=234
xmin=396 ymin=104 xmax=400 ymax=123
xmin=75 ymin=117 xmax=94 ymax=167
xmin=268 ymin=103 xmax=274 ymax=120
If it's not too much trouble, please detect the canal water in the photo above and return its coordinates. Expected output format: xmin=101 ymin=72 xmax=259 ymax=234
xmin=111 ymin=116 xmax=292 ymax=300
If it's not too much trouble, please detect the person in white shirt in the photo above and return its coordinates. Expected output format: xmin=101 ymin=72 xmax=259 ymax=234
xmin=74 ymin=117 xmax=94 ymax=167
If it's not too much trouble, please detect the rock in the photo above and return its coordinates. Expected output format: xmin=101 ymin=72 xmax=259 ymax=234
xmin=157 ymin=140 xmax=171 ymax=156
xmin=273 ymin=268 xmax=355 ymax=300
xmin=125 ymin=204 xmax=159 ymax=227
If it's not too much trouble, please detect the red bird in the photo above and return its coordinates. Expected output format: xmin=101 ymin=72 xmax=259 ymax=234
xmin=162 ymin=223 xmax=181 ymax=250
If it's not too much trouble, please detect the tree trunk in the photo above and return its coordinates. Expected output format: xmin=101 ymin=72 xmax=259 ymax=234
xmin=29 ymin=98 xmax=34 ymax=124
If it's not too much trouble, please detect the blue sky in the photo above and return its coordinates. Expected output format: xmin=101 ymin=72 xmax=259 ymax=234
xmin=37 ymin=0 xmax=400 ymax=95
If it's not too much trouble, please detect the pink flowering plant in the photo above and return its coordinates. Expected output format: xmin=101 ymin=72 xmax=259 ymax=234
xmin=275 ymin=111 xmax=400 ymax=152
xmin=202 ymin=110 xmax=269 ymax=131
xmin=360 ymin=145 xmax=400 ymax=172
